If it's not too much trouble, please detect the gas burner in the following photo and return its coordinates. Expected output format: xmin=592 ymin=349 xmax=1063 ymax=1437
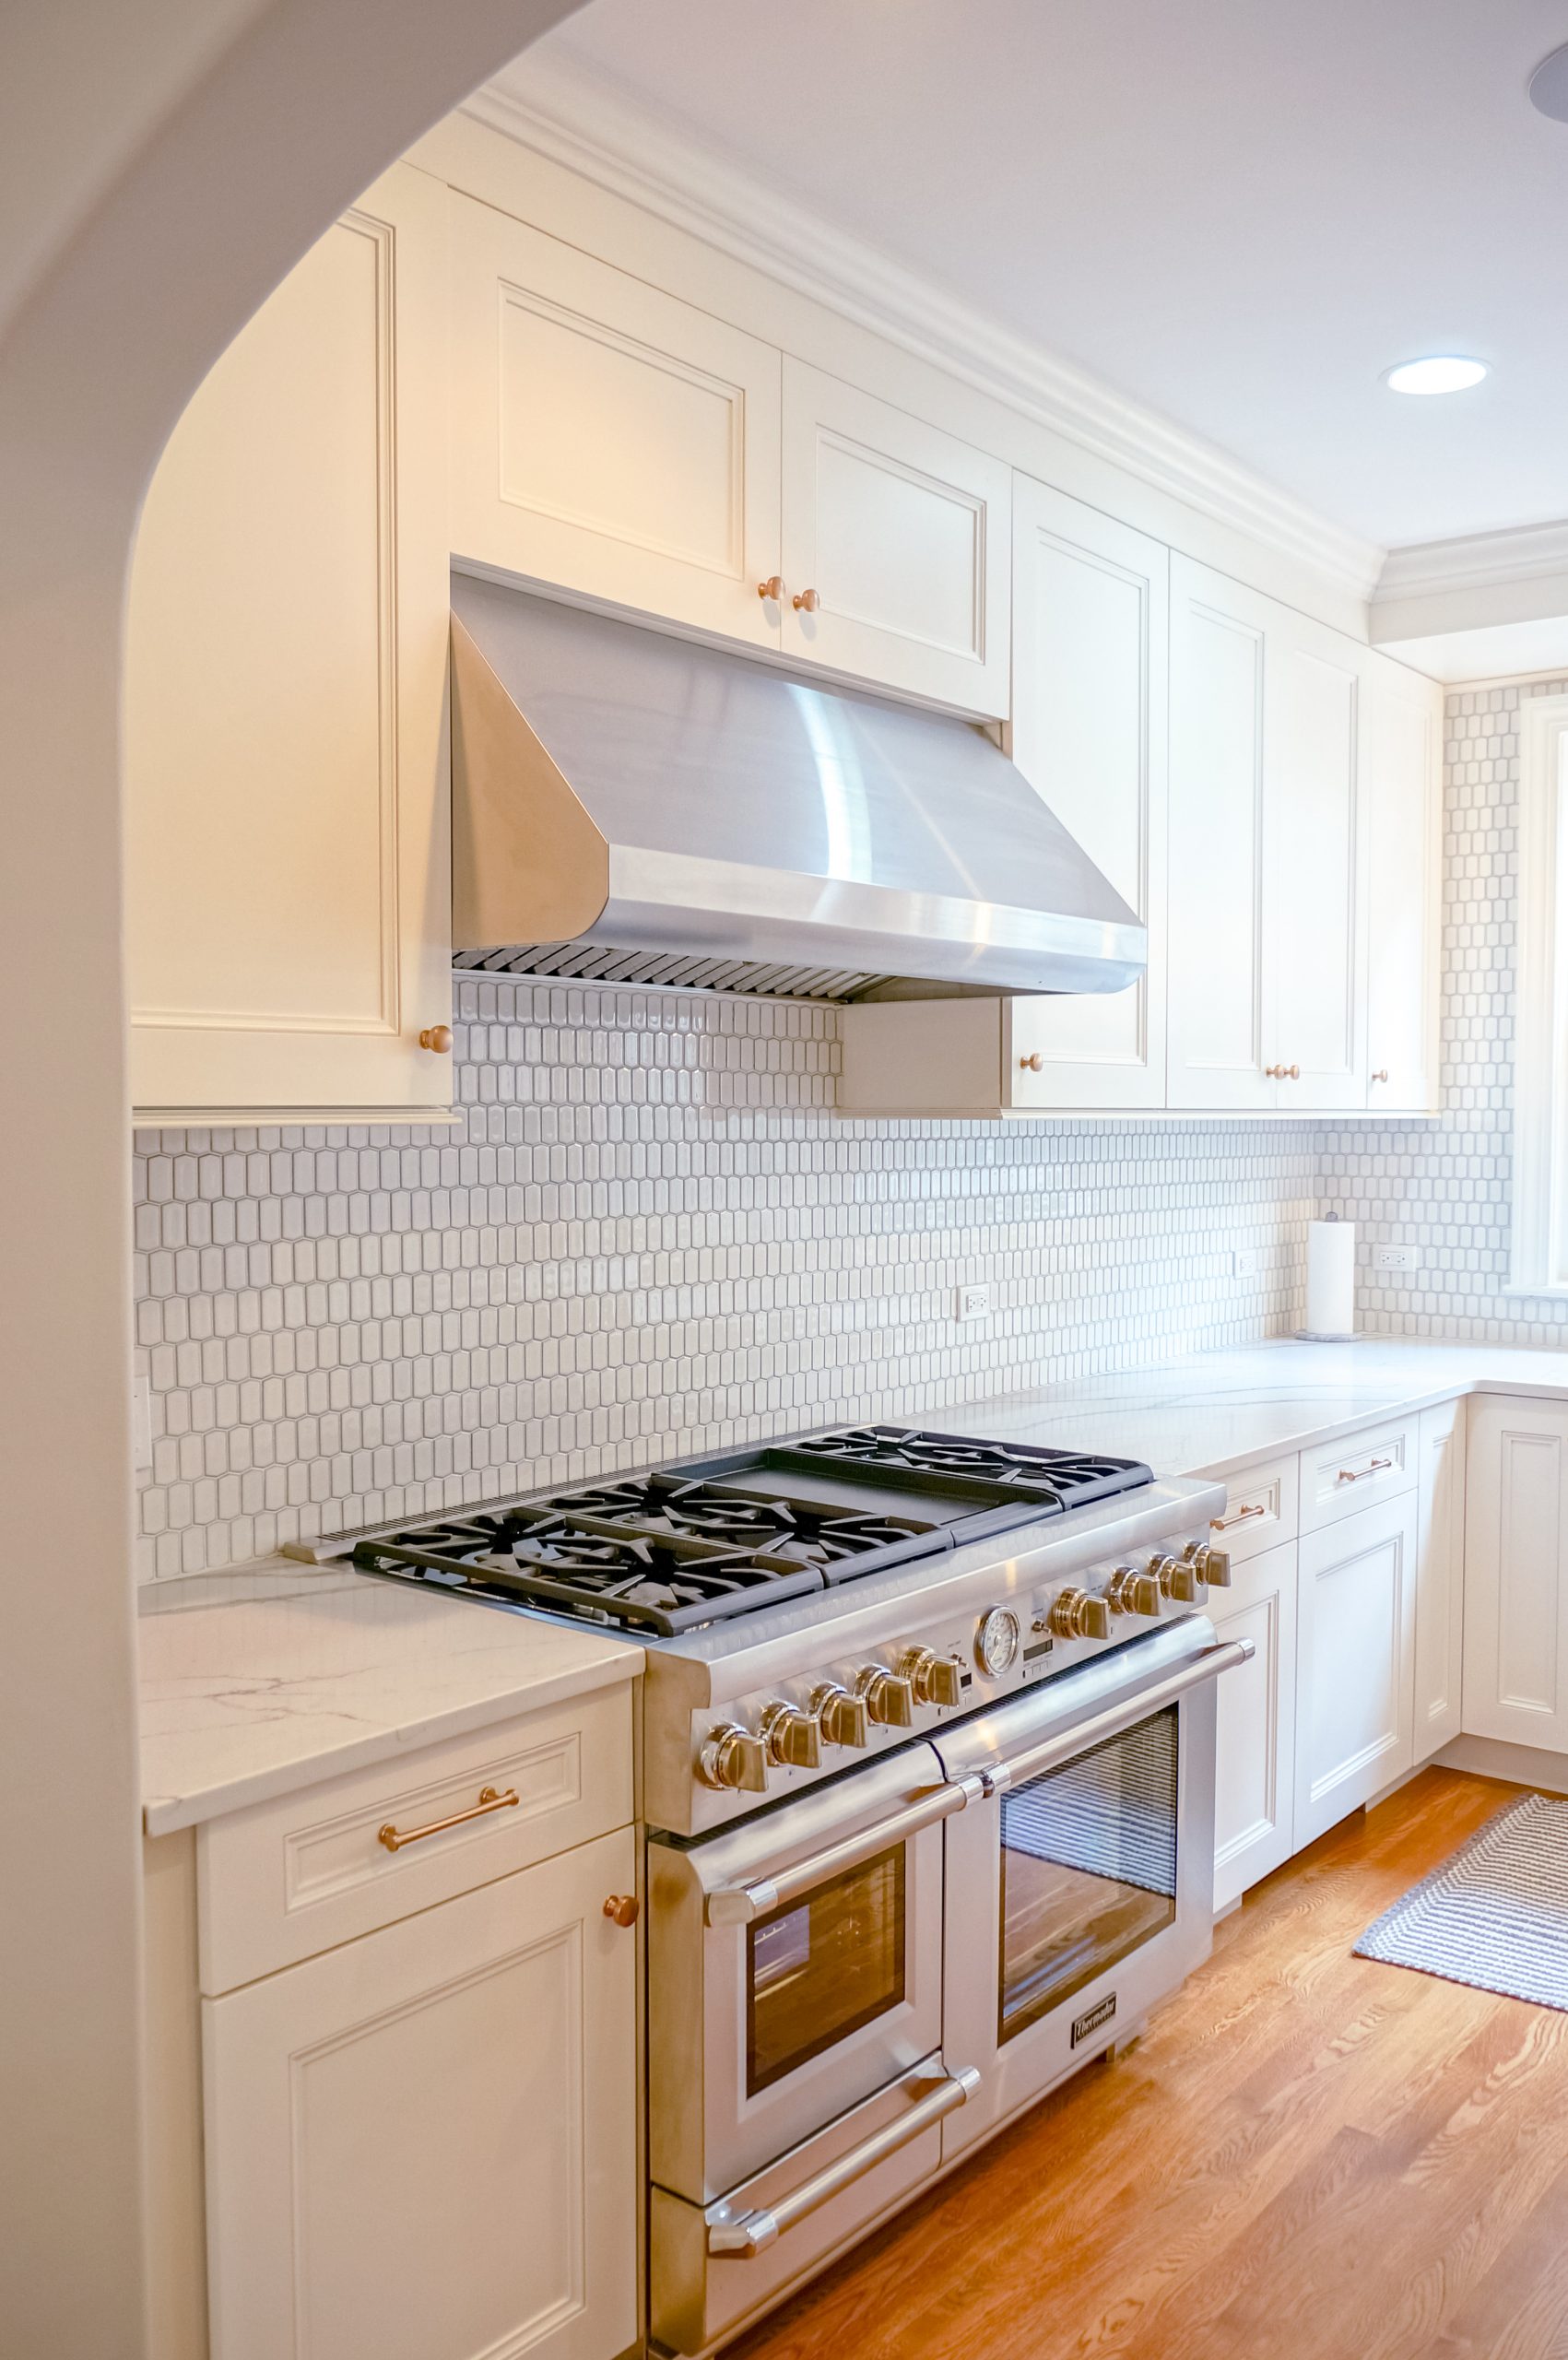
xmin=657 ymin=1483 xmax=797 ymax=1542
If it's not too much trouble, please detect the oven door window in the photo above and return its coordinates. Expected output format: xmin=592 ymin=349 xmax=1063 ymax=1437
xmin=998 ymin=1704 xmax=1179 ymax=2045
xmin=746 ymin=1845 xmax=906 ymax=2094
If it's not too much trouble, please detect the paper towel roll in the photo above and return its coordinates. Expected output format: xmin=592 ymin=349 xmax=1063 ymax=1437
xmin=1303 ymin=1218 xmax=1356 ymax=1339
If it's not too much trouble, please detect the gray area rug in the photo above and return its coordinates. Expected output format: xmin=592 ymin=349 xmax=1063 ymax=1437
xmin=1355 ymin=1792 xmax=1568 ymax=2009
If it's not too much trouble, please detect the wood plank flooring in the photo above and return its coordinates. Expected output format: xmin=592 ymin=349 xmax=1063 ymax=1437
xmin=725 ymin=1771 xmax=1568 ymax=2360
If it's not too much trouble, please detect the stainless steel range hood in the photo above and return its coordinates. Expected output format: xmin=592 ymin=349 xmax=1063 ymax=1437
xmin=449 ymin=574 xmax=1145 ymax=1002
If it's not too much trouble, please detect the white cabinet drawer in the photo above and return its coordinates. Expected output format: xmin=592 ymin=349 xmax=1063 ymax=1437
xmin=1299 ymin=1416 xmax=1417 ymax=1533
xmin=1204 ymin=1455 xmax=1299 ymax=1563
xmin=198 ymin=1686 xmax=632 ymax=1994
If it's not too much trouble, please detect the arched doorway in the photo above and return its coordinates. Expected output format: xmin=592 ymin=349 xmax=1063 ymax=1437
xmin=0 ymin=7 xmax=584 ymax=2348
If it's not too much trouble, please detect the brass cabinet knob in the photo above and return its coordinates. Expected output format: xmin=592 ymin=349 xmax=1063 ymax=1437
xmin=1371 ymin=1068 xmax=1389 ymax=1084
xmin=757 ymin=574 xmax=784 ymax=602
xmin=419 ymin=1024 xmax=454 ymax=1055
xmin=759 ymin=1701 xmax=821 ymax=1770
xmin=793 ymin=586 xmax=821 ymax=613
xmin=1019 ymin=1052 xmax=1044 ymax=1072
xmin=603 ymin=1894 xmax=640 ymax=1929
xmin=810 ymin=1682 xmax=869 ymax=1749
xmin=1265 ymin=1062 xmax=1300 ymax=1080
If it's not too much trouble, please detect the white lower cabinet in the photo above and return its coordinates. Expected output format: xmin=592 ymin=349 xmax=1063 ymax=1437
xmin=1211 ymin=1537 xmax=1298 ymax=1910
xmin=1294 ymin=1491 xmax=1417 ymax=1848
xmin=1464 ymin=1394 xmax=1568 ymax=1752
xmin=203 ymin=1825 xmax=638 ymax=2360
xmin=1413 ymin=1399 xmax=1466 ymax=1758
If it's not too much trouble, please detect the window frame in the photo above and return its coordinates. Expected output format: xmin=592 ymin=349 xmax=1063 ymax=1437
xmin=1511 ymin=692 xmax=1568 ymax=1294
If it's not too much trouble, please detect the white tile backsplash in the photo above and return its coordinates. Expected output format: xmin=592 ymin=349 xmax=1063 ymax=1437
xmin=1319 ymin=679 xmax=1566 ymax=1342
xmin=136 ymin=683 xmax=1551 ymax=1581
xmin=132 ymin=982 xmax=1319 ymax=1578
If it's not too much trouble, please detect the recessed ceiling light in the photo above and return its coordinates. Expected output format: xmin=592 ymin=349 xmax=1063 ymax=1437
xmin=1383 ymin=356 xmax=1489 ymax=397
xmin=1529 ymin=42 xmax=1568 ymax=122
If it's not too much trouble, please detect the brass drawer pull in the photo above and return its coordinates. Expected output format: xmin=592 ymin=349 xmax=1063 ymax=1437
xmin=1212 ymin=1503 xmax=1267 ymax=1531
xmin=603 ymin=1894 xmax=641 ymax=1929
xmin=1335 ymin=1456 xmax=1392 ymax=1486
xmin=378 ymin=1784 xmax=519 ymax=1853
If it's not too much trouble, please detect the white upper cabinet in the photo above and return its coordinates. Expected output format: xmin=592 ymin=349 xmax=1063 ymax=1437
xmin=1007 ymin=480 xmax=1169 ymax=1107
xmin=1168 ymin=559 xmax=1376 ymax=1114
xmin=1167 ymin=560 xmax=1271 ymax=1108
xmin=447 ymin=190 xmax=784 ymax=650
xmin=1266 ymin=614 xmax=1364 ymax=1111
xmin=125 ymin=164 xmax=454 ymax=1122
xmin=1362 ymin=651 xmax=1444 ymax=1112
xmin=778 ymin=360 xmax=1011 ymax=716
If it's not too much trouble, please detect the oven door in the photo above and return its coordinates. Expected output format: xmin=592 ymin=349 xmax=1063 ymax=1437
xmin=937 ymin=1618 xmax=1249 ymax=2154
xmin=648 ymin=1740 xmax=967 ymax=2206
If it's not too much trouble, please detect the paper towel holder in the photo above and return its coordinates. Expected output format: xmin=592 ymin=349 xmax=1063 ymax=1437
xmin=1297 ymin=1211 xmax=1359 ymax=1343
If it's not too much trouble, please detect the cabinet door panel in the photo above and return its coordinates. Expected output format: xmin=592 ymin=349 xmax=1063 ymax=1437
xmin=125 ymin=163 xmax=451 ymax=1117
xmin=1007 ymin=481 xmax=1168 ymax=1106
xmin=1414 ymin=1399 xmax=1466 ymax=1758
xmin=1167 ymin=560 xmax=1271 ymax=1106
xmin=1267 ymin=627 xmax=1363 ymax=1108
xmin=1363 ymin=654 xmax=1443 ymax=1112
xmin=780 ymin=360 xmax=1010 ymax=715
xmin=1213 ymin=1540 xmax=1298 ymax=1909
xmin=204 ymin=1827 xmax=637 ymax=2360
xmin=1465 ymin=1395 xmax=1568 ymax=1751
xmin=1296 ymin=1493 xmax=1416 ymax=1846
xmin=449 ymin=191 xmax=782 ymax=650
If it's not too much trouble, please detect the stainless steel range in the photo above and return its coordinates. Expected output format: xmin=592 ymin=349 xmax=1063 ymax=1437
xmin=295 ymin=1424 xmax=1249 ymax=2356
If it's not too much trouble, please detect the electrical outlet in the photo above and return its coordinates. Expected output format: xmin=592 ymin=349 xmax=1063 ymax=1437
xmin=132 ymin=1373 xmax=152 ymax=1472
xmin=954 ymin=1283 xmax=991 ymax=1322
xmin=1374 ymin=1245 xmax=1421 ymax=1272
xmin=1230 ymin=1248 xmax=1260 ymax=1278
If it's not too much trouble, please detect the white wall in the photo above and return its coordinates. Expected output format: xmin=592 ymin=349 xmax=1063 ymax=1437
xmin=0 ymin=4 xmax=584 ymax=2351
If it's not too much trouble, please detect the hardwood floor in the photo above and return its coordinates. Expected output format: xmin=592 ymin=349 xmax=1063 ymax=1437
xmin=725 ymin=1771 xmax=1568 ymax=2360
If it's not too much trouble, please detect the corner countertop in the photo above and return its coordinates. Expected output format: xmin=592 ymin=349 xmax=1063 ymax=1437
xmin=937 ymin=1336 xmax=1568 ymax=1480
xmin=140 ymin=1337 xmax=1568 ymax=1837
xmin=138 ymin=1562 xmax=641 ymax=1836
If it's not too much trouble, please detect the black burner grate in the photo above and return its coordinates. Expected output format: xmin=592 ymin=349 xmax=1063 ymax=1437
xmin=349 ymin=1423 xmax=1153 ymax=1637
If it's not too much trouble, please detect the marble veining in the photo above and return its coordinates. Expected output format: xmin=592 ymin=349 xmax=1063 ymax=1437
xmin=139 ymin=1562 xmax=639 ymax=1835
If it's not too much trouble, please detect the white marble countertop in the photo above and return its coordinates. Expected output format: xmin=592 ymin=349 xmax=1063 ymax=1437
xmin=141 ymin=1336 xmax=1568 ymax=1835
xmin=138 ymin=1562 xmax=640 ymax=1835
xmin=939 ymin=1336 xmax=1568 ymax=1480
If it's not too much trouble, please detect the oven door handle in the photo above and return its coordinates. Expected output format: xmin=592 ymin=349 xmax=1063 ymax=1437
xmin=704 ymin=1774 xmax=988 ymax=1927
xmin=985 ymin=1636 xmax=1254 ymax=1794
xmin=706 ymin=2065 xmax=983 ymax=2256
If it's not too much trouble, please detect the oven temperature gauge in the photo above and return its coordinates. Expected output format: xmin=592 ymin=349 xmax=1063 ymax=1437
xmin=974 ymin=1607 xmax=1020 ymax=1678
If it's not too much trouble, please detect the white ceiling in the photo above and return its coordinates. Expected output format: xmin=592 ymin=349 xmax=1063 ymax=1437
xmin=521 ymin=0 xmax=1568 ymax=553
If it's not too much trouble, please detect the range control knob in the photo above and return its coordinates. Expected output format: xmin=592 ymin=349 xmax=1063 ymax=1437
xmin=698 ymin=1723 xmax=769 ymax=1793
xmin=1152 ymin=1552 xmax=1200 ymax=1605
xmin=758 ymin=1701 xmax=822 ymax=1770
xmin=1107 ymin=1564 xmax=1162 ymax=1618
xmin=810 ymin=1682 xmax=870 ymax=1749
xmin=854 ymin=1664 xmax=915 ymax=1728
xmin=1183 ymin=1540 xmax=1232 ymax=1588
xmin=897 ymin=1646 xmax=963 ymax=1708
xmin=1049 ymin=1587 xmax=1114 ymax=1641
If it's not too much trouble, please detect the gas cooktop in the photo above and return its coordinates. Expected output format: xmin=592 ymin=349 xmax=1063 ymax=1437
xmin=307 ymin=1425 xmax=1154 ymax=1638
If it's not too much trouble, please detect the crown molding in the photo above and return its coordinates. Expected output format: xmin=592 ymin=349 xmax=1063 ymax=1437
xmin=1375 ymin=518 xmax=1568 ymax=601
xmin=466 ymin=53 xmax=1385 ymax=604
